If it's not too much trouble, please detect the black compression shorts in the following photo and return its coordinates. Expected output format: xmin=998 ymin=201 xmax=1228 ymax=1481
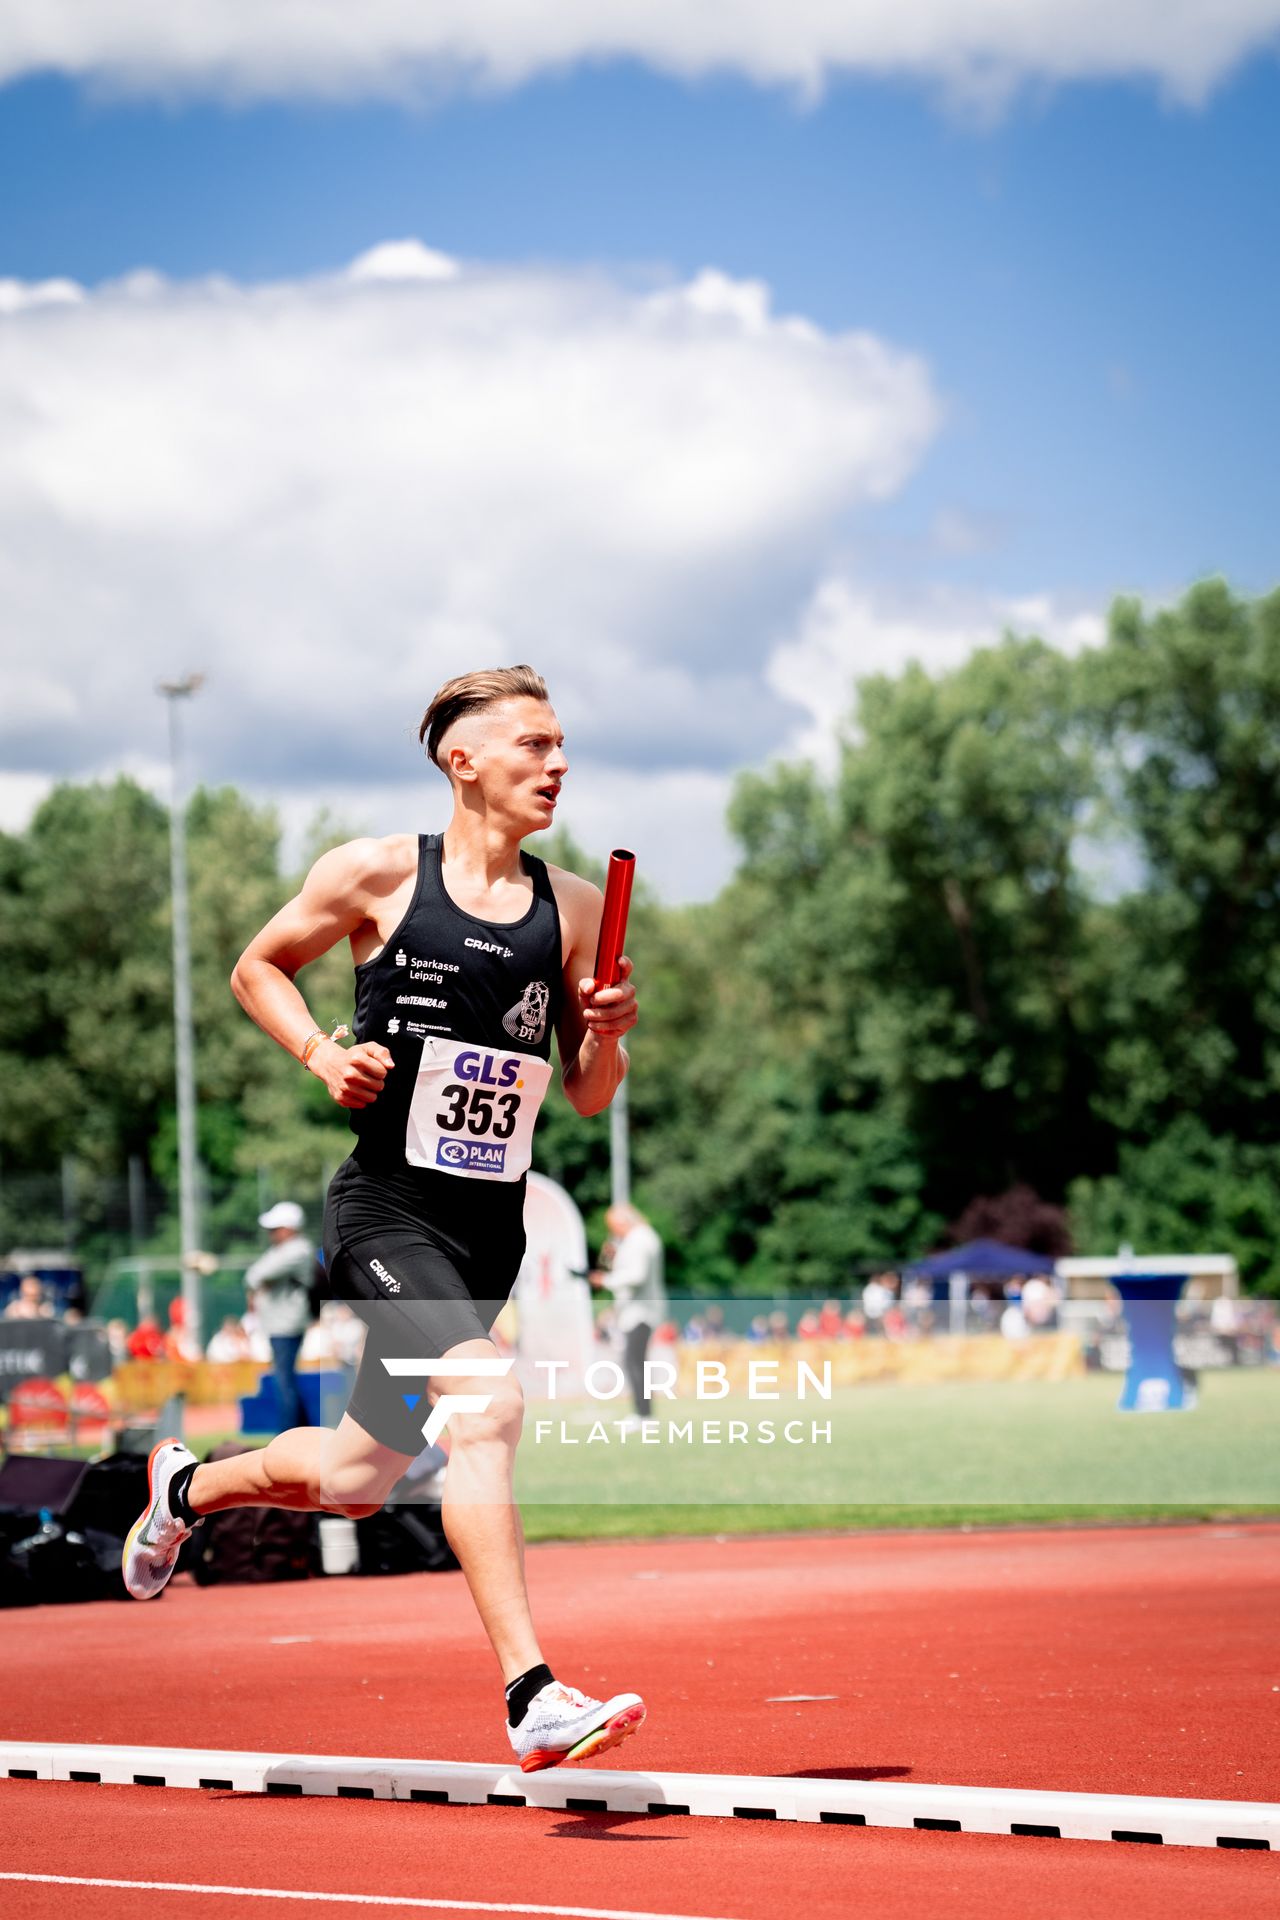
xmin=322 ymin=1154 xmax=525 ymax=1454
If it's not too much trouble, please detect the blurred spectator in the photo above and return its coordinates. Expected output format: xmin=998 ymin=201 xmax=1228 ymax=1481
xmin=969 ymin=1283 xmax=1000 ymax=1331
xmin=319 ymin=1301 xmax=365 ymax=1368
xmin=126 ymin=1316 xmax=167 ymax=1359
xmin=246 ymin=1200 xmax=314 ymax=1432
xmin=594 ymin=1203 xmax=666 ymax=1420
xmin=817 ymin=1299 xmax=844 ymax=1339
xmin=796 ymin=1308 xmax=822 ymax=1340
xmin=882 ymin=1301 xmax=908 ymax=1341
xmin=1210 ymin=1292 xmax=1241 ymax=1364
xmin=1020 ymin=1275 xmax=1058 ymax=1332
xmin=703 ymin=1304 xmax=727 ymax=1344
xmin=843 ymin=1308 xmax=867 ymax=1340
xmin=105 ymin=1317 xmax=130 ymax=1364
xmin=4 ymin=1274 xmax=54 ymax=1320
xmin=61 ymin=1304 xmax=84 ymax=1327
xmin=593 ymin=1300 xmax=619 ymax=1349
xmin=861 ymin=1271 xmax=898 ymax=1329
xmin=999 ymin=1295 xmax=1028 ymax=1341
xmin=206 ymin=1315 xmax=254 ymax=1364
xmin=239 ymin=1306 xmax=274 ymax=1363
xmin=164 ymin=1295 xmax=202 ymax=1362
xmin=300 ymin=1314 xmax=338 ymax=1365
xmin=902 ymin=1273 xmax=933 ymax=1327
xmin=746 ymin=1314 xmax=770 ymax=1343
xmin=767 ymin=1309 xmax=791 ymax=1343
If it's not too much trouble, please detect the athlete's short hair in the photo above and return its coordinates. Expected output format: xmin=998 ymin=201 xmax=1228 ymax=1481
xmin=419 ymin=665 xmax=550 ymax=771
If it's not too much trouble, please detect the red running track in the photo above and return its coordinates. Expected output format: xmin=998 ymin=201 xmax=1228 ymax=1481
xmin=1 ymin=1524 xmax=1277 ymax=1918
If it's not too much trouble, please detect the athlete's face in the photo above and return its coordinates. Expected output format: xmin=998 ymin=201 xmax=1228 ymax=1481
xmin=472 ymin=697 xmax=568 ymax=831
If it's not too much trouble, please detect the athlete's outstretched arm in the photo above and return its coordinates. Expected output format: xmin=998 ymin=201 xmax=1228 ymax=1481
xmin=550 ymin=868 xmax=636 ymax=1117
xmin=231 ymin=839 xmax=394 ymax=1109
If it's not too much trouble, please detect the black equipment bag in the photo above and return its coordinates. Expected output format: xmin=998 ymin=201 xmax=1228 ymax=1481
xmin=189 ymin=1441 xmax=320 ymax=1587
xmin=355 ymin=1501 xmax=458 ymax=1576
xmin=0 ymin=1451 xmax=144 ymax=1607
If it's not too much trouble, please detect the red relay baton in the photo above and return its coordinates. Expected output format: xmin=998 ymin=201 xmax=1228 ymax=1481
xmin=593 ymin=849 xmax=636 ymax=990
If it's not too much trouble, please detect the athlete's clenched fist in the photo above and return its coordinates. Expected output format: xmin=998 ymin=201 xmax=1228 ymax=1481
xmin=311 ymin=1039 xmax=395 ymax=1109
xmin=577 ymin=954 xmax=638 ymax=1041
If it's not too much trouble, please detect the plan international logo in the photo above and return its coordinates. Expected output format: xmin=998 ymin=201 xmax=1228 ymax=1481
xmin=436 ymin=1137 xmax=508 ymax=1174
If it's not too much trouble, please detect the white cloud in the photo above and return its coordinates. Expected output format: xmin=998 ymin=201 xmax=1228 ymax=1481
xmin=1 ymin=1 xmax=1276 ymax=105
xmin=0 ymin=278 xmax=84 ymax=316
xmin=348 ymin=241 xmax=460 ymax=285
xmin=0 ymin=771 xmax=54 ymax=832
xmin=0 ymin=245 xmax=938 ymax=897
xmin=767 ymin=575 xmax=1107 ymax=767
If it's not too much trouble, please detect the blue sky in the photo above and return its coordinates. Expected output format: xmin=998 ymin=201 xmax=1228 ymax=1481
xmin=1 ymin=26 xmax=1277 ymax=897
xmin=5 ymin=62 xmax=1277 ymax=596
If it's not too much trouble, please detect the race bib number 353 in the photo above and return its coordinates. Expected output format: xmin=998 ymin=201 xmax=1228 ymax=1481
xmin=406 ymin=1039 xmax=553 ymax=1181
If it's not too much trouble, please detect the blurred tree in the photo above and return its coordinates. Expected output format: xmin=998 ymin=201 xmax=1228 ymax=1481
xmin=0 ymin=779 xmax=172 ymax=1177
xmin=1078 ymin=580 xmax=1280 ymax=1143
xmin=1069 ymin=1117 xmax=1280 ymax=1295
xmin=717 ymin=635 xmax=1101 ymax=1248
xmin=3 ymin=582 xmax=1278 ymax=1296
xmin=946 ymin=1184 xmax=1073 ymax=1258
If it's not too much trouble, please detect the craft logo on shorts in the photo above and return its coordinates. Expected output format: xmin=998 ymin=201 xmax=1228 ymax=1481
xmin=436 ymin=1138 xmax=508 ymax=1174
xmin=369 ymin=1257 xmax=401 ymax=1294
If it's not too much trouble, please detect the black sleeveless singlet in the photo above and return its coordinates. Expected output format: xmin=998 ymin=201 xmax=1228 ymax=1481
xmin=348 ymin=833 xmax=563 ymax=1191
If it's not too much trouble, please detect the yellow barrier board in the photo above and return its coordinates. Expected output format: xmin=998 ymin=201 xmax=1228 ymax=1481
xmin=673 ymin=1332 xmax=1084 ymax=1392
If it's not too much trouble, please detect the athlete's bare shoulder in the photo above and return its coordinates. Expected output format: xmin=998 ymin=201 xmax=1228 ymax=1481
xmin=543 ymin=861 xmax=604 ymax=961
xmin=543 ymin=861 xmax=602 ymax=915
xmin=302 ymin=834 xmax=418 ymax=913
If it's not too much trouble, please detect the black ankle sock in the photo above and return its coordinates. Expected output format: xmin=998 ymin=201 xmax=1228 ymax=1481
xmin=505 ymin=1662 xmax=554 ymax=1726
xmin=167 ymin=1459 xmax=200 ymax=1528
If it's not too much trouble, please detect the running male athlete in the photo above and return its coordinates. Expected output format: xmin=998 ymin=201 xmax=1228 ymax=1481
xmin=123 ymin=665 xmax=646 ymax=1771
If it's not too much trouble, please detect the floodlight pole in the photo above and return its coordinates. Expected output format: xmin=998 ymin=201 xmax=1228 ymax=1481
xmin=158 ymin=673 xmax=204 ymax=1349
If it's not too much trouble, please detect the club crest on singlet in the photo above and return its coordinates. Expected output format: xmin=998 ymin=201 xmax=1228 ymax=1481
xmin=502 ymin=979 xmax=551 ymax=1046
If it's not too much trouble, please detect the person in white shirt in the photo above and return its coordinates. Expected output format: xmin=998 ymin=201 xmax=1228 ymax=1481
xmin=205 ymin=1316 xmax=253 ymax=1364
xmin=245 ymin=1201 xmax=314 ymax=1430
xmin=596 ymin=1204 xmax=666 ymax=1418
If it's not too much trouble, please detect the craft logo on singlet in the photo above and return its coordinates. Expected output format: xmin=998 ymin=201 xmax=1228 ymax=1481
xmin=437 ymin=1138 xmax=508 ymax=1175
xmin=502 ymin=979 xmax=550 ymax=1045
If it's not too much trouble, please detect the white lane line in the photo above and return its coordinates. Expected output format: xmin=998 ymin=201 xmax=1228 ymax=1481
xmin=0 ymin=1876 xmax=732 ymax=1920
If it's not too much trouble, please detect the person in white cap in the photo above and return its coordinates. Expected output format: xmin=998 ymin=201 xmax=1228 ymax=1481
xmin=246 ymin=1201 xmax=314 ymax=1431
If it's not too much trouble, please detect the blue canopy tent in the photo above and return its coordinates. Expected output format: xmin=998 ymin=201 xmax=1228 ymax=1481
xmin=904 ymin=1239 xmax=1056 ymax=1334
xmin=904 ymin=1239 xmax=1055 ymax=1281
